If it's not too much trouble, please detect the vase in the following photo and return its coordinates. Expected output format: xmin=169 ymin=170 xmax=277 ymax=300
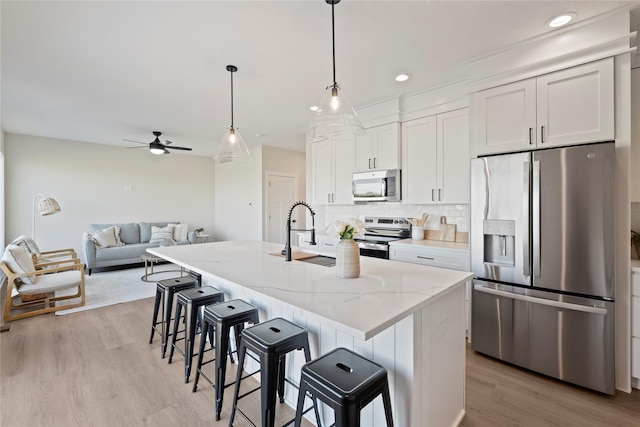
xmin=336 ymin=239 xmax=360 ymax=279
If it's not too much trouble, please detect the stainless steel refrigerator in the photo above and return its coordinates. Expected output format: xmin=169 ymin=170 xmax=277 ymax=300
xmin=470 ymin=142 xmax=615 ymax=395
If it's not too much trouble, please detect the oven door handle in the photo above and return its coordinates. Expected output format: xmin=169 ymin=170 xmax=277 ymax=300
xmin=357 ymin=242 xmax=389 ymax=251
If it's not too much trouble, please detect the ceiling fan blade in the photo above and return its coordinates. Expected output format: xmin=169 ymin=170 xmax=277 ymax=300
xmin=123 ymin=139 xmax=147 ymax=145
xmin=126 ymin=146 xmax=149 ymax=149
xmin=164 ymin=140 xmax=173 ymax=145
xmin=166 ymin=146 xmax=192 ymax=151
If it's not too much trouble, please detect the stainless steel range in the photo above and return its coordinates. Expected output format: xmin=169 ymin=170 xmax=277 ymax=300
xmin=354 ymin=216 xmax=411 ymax=259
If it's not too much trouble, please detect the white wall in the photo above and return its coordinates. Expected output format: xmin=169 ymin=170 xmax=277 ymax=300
xmin=214 ymin=146 xmax=263 ymax=241
xmin=213 ymin=145 xmax=307 ymax=242
xmin=4 ymin=133 xmax=216 ymax=255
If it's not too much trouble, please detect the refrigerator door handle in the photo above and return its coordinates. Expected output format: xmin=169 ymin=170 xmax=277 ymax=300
xmin=474 ymin=285 xmax=608 ymax=315
xmin=532 ymin=160 xmax=541 ymax=277
xmin=523 ymin=161 xmax=530 ymax=276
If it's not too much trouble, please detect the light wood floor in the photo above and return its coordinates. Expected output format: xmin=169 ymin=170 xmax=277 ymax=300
xmin=1 ymin=296 xmax=639 ymax=427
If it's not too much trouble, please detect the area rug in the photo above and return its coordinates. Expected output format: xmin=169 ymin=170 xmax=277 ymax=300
xmin=55 ymin=265 xmax=185 ymax=315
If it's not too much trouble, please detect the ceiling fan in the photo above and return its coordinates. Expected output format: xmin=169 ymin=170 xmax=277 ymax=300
xmin=124 ymin=131 xmax=193 ymax=155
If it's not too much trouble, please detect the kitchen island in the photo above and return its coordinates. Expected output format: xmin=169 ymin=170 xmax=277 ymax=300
xmin=149 ymin=240 xmax=472 ymax=427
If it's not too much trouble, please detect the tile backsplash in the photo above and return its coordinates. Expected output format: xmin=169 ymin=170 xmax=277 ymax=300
xmin=324 ymin=203 xmax=469 ymax=232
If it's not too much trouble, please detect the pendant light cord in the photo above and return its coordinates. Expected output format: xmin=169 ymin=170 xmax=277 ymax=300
xmin=230 ymin=69 xmax=234 ymax=129
xmin=331 ymin=1 xmax=336 ymax=86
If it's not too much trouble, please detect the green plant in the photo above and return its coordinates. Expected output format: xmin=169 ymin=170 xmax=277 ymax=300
xmin=194 ymin=227 xmax=204 ymax=234
xmin=632 ymin=230 xmax=640 ymax=246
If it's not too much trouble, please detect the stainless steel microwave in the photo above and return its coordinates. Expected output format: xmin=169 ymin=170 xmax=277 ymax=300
xmin=352 ymin=169 xmax=401 ymax=202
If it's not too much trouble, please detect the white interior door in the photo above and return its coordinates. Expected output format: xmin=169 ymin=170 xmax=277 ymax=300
xmin=266 ymin=173 xmax=297 ymax=244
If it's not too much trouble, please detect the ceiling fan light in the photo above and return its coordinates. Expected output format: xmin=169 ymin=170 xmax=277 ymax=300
xmin=307 ymin=83 xmax=364 ymax=143
xmin=149 ymin=147 xmax=165 ymax=155
xmin=215 ymin=127 xmax=250 ymax=164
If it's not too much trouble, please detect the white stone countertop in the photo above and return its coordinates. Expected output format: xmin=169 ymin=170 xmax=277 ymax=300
xmin=390 ymin=238 xmax=470 ymax=252
xmin=149 ymin=240 xmax=472 ymax=340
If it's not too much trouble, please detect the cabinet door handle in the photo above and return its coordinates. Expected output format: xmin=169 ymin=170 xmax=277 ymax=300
xmin=369 ymin=158 xmax=372 ymax=169
xmin=417 ymin=256 xmax=435 ymax=260
xmin=438 ymin=188 xmax=442 ymax=201
xmin=332 ymin=193 xmax=335 ymax=203
xmin=528 ymin=127 xmax=533 ymax=145
xmin=327 ymin=193 xmax=331 ymax=203
xmin=324 ymin=243 xmax=334 ymax=247
xmin=540 ymin=126 xmax=545 ymax=144
xmin=373 ymin=158 xmax=377 ymax=169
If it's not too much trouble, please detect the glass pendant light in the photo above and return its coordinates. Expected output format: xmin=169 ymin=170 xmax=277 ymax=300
xmin=216 ymin=65 xmax=251 ymax=164
xmin=307 ymin=0 xmax=365 ymax=143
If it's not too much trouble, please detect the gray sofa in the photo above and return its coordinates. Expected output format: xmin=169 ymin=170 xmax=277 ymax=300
xmin=82 ymin=221 xmax=195 ymax=275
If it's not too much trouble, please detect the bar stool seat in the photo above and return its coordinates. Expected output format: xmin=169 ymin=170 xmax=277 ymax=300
xmin=192 ymin=299 xmax=260 ymax=420
xmin=229 ymin=317 xmax=321 ymax=427
xmin=167 ymin=286 xmax=224 ymax=383
xmin=148 ymin=276 xmax=198 ymax=358
xmin=294 ymin=347 xmax=394 ymax=427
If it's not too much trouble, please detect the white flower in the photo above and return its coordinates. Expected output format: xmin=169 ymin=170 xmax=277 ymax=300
xmin=325 ymin=218 xmax=365 ymax=240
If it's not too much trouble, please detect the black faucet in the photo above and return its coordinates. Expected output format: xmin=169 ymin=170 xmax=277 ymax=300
xmin=281 ymin=201 xmax=316 ymax=261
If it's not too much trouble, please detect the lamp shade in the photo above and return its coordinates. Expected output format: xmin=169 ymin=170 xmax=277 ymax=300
xmin=307 ymin=83 xmax=365 ymax=143
xmin=38 ymin=197 xmax=61 ymax=216
xmin=216 ymin=127 xmax=251 ymax=164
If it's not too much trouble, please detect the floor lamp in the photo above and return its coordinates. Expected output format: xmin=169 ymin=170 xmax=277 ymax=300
xmin=32 ymin=194 xmax=61 ymax=240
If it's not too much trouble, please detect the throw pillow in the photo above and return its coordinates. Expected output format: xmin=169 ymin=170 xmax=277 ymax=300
xmin=90 ymin=227 xmax=120 ymax=248
xmin=1 ymin=244 xmax=36 ymax=284
xmin=169 ymin=224 xmax=189 ymax=242
xmin=149 ymin=226 xmax=174 ymax=244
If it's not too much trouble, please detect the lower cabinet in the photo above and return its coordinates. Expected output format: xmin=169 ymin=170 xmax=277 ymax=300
xmin=298 ymin=233 xmax=339 ymax=254
xmin=390 ymin=242 xmax=472 ymax=340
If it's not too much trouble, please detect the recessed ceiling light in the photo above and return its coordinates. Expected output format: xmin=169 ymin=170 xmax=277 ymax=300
xmin=310 ymin=106 xmax=319 ymax=111
xmin=547 ymin=13 xmax=576 ymax=28
xmin=395 ymin=74 xmax=410 ymax=82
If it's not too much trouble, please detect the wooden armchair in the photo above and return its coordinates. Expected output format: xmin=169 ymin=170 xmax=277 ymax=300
xmin=10 ymin=236 xmax=78 ymax=265
xmin=1 ymin=246 xmax=86 ymax=321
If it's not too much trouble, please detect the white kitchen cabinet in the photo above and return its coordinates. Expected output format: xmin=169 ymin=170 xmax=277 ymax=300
xmin=390 ymin=241 xmax=472 ymax=340
xmin=298 ymin=233 xmax=339 ymax=253
xmin=472 ymin=57 xmax=614 ymax=156
xmin=311 ymin=137 xmax=354 ymax=205
xmin=632 ymin=264 xmax=640 ymax=386
xmin=354 ymin=122 xmax=401 ymax=172
xmin=631 ymin=68 xmax=640 ymax=203
xmin=402 ymin=108 xmax=469 ymax=204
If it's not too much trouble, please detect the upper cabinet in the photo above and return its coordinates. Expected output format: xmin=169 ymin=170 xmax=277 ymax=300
xmin=632 ymin=68 xmax=640 ymax=203
xmin=354 ymin=122 xmax=401 ymax=172
xmin=402 ymin=108 xmax=469 ymax=204
xmin=311 ymin=137 xmax=354 ymax=205
xmin=471 ymin=58 xmax=614 ymax=156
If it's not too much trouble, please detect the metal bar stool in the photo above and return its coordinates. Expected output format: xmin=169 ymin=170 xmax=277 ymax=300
xmin=294 ymin=347 xmax=394 ymax=427
xmin=167 ymin=286 xmax=224 ymax=383
xmin=192 ymin=299 xmax=260 ymax=420
xmin=148 ymin=276 xmax=198 ymax=358
xmin=229 ymin=317 xmax=321 ymax=427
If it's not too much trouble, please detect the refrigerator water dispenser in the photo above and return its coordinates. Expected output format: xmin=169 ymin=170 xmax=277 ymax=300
xmin=483 ymin=219 xmax=516 ymax=267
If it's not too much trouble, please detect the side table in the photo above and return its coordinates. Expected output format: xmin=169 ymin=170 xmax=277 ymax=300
xmin=141 ymin=253 xmax=185 ymax=282
xmin=195 ymin=234 xmax=210 ymax=244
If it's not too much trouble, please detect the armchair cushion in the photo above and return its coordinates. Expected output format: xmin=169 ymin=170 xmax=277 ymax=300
xmin=1 ymin=244 xmax=36 ymax=284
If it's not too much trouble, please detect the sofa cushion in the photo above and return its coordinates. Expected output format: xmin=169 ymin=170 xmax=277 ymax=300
xmin=140 ymin=222 xmax=179 ymax=243
xmin=2 ymin=244 xmax=36 ymax=284
xmin=95 ymin=243 xmax=157 ymax=262
xmin=116 ymin=223 xmax=140 ymax=244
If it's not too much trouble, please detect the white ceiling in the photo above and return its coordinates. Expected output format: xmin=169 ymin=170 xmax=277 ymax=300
xmin=2 ymin=1 xmax=637 ymax=157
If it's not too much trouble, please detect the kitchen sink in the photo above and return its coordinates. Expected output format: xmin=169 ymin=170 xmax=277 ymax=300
xmin=296 ymin=255 xmax=336 ymax=267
